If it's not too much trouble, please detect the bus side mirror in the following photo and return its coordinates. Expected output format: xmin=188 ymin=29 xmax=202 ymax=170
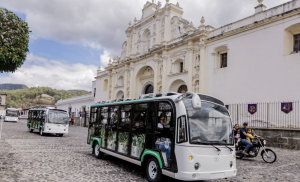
xmin=192 ymin=93 xmax=201 ymax=110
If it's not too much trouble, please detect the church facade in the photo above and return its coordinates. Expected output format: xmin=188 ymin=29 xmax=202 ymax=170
xmin=95 ymin=0 xmax=300 ymax=104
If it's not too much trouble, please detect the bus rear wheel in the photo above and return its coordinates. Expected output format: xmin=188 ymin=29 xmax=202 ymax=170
xmin=146 ymin=157 xmax=162 ymax=182
xmin=93 ymin=143 xmax=103 ymax=159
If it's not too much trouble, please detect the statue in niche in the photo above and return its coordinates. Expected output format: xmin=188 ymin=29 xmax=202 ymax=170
xmin=153 ymin=24 xmax=156 ymax=33
xmin=161 ymin=18 xmax=165 ymax=27
xmin=137 ymin=45 xmax=139 ymax=52
xmin=161 ymin=32 xmax=164 ymax=41
xmin=158 ymin=87 xmax=162 ymax=93
xmin=153 ymin=38 xmax=156 ymax=46
xmin=138 ymin=31 xmax=141 ymax=41
xmin=196 ymin=83 xmax=199 ymax=93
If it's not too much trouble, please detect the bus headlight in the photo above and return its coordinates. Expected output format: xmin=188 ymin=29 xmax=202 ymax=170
xmin=189 ymin=156 xmax=193 ymax=161
xmin=194 ymin=163 xmax=200 ymax=170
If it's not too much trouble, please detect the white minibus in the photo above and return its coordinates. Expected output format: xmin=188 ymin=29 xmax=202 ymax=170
xmin=88 ymin=92 xmax=236 ymax=181
xmin=4 ymin=108 xmax=19 ymax=122
xmin=27 ymin=108 xmax=69 ymax=137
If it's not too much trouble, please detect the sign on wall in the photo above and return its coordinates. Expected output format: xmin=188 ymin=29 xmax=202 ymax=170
xmin=248 ymin=104 xmax=257 ymax=115
xmin=281 ymin=102 xmax=293 ymax=114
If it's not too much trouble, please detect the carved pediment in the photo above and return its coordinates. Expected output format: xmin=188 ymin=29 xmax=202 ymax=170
xmin=170 ymin=51 xmax=187 ymax=58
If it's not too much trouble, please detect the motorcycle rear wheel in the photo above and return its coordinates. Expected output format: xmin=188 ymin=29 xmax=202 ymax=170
xmin=262 ymin=149 xmax=277 ymax=163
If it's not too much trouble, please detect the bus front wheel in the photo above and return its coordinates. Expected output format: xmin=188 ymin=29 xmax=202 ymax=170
xmin=146 ymin=157 xmax=162 ymax=182
xmin=28 ymin=126 xmax=33 ymax=132
xmin=93 ymin=143 xmax=103 ymax=159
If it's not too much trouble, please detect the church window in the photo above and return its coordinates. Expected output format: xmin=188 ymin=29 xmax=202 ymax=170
xmin=145 ymin=85 xmax=154 ymax=94
xmin=178 ymin=85 xmax=188 ymax=93
xmin=180 ymin=62 xmax=184 ymax=72
xmin=220 ymin=53 xmax=227 ymax=68
xmin=295 ymin=34 xmax=300 ymax=53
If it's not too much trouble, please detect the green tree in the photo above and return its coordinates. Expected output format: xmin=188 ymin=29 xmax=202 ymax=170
xmin=0 ymin=8 xmax=31 ymax=73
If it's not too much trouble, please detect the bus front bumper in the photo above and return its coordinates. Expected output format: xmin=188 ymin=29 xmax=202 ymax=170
xmin=43 ymin=130 xmax=68 ymax=134
xmin=175 ymin=169 xmax=237 ymax=181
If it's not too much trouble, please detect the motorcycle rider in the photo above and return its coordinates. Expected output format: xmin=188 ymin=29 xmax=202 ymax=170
xmin=240 ymin=122 xmax=253 ymax=156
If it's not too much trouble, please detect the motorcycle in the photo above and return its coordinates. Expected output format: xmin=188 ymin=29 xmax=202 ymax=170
xmin=236 ymin=137 xmax=277 ymax=163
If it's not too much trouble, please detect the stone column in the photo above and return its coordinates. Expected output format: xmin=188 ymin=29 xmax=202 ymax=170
xmin=129 ymin=63 xmax=135 ymax=98
xmin=199 ymin=42 xmax=206 ymax=93
xmin=162 ymin=51 xmax=168 ymax=92
xmin=188 ymin=41 xmax=194 ymax=92
xmin=124 ymin=65 xmax=129 ymax=98
xmin=107 ymin=71 xmax=111 ymax=100
xmin=126 ymin=34 xmax=130 ymax=57
xmin=164 ymin=13 xmax=169 ymax=42
xmin=156 ymin=18 xmax=161 ymax=45
xmin=153 ymin=56 xmax=159 ymax=93
xmin=111 ymin=69 xmax=116 ymax=100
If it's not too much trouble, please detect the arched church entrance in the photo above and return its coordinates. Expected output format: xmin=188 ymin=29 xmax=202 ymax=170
xmin=135 ymin=66 xmax=155 ymax=98
xmin=116 ymin=90 xmax=124 ymax=99
xmin=169 ymin=79 xmax=188 ymax=93
xmin=144 ymin=84 xmax=154 ymax=94
xmin=178 ymin=85 xmax=188 ymax=93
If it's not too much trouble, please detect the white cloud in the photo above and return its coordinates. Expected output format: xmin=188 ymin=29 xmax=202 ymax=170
xmin=0 ymin=0 xmax=289 ymax=59
xmin=0 ymin=53 xmax=97 ymax=91
xmin=100 ymin=50 xmax=111 ymax=68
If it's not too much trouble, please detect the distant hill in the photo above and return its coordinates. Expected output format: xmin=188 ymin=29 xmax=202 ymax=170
xmin=0 ymin=83 xmax=28 ymax=90
xmin=1 ymin=87 xmax=90 ymax=109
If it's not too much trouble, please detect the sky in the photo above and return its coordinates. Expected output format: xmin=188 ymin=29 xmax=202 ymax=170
xmin=0 ymin=0 xmax=288 ymax=91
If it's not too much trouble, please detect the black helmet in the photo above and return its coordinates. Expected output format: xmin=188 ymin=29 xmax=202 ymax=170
xmin=243 ymin=122 xmax=248 ymax=126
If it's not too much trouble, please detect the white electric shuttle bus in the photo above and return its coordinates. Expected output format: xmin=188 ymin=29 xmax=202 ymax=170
xmin=4 ymin=108 xmax=19 ymax=122
xmin=27 ymin=108 xmax=69 ymax=137
xmin=88 ymin=92 xmax=236 ymax=181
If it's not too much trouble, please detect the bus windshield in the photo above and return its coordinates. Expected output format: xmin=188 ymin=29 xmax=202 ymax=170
xmin=6 ymin=110 xmax=19 ymax=117
xmin=183 ymin=99 xmax=233 ymax=145
xmin=48 ymin=110 xmax=68 ymax=124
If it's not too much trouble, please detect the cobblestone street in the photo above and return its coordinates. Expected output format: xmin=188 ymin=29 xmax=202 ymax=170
xmin=0 ymin=119 xmax=300 ymax=182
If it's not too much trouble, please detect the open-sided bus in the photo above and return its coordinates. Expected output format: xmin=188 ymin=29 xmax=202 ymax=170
xmin=4 ymin=108 xmax=19 ymax=122
xmin=88 ymin=92 xmax=236 ymax=181
xmin=27 ymin=108 xmax=69 ymax=137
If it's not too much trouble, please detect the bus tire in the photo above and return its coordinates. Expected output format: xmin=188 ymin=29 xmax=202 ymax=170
xmin=146 ymin=157 xmax=162 ymax=182
xmin=59 ymin=134 xmax=63 ymax=137
xmin=39 ymin=129 xmax=43 ymax=136
xmin=93 ymin=143 xmax=103 ymax=159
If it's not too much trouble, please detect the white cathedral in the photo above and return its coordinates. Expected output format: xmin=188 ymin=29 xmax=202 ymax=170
xmin=57 ymin=0 xmax=300 ymax=112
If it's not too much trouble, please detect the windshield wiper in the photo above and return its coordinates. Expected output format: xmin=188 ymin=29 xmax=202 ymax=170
xmin=218 ymin=141 xmax=233 ymax=153
xmin=199 ymin=140 xmax=221 ymax=155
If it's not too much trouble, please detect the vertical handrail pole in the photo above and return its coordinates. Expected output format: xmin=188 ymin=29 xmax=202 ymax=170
xmin=267 ymin=103 xmax=269 ymax=129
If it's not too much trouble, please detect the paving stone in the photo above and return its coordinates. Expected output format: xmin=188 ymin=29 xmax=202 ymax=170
xmin=0 ymin=120 xmax=299 ymax=182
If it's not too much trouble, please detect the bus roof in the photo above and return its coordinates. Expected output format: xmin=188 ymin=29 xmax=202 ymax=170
xmin=6 ymin=108 xmax=19 ymax=111
xmin=91 ymin=97 xmax=159 ymax=107
xmin=29 ymin=108 xmax=67 ymax=112
xmin=91 ymin=92 xmax=225 ymax=107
